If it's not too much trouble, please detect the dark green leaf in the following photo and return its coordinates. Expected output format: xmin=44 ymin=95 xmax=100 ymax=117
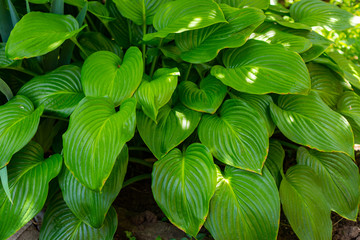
xmin=0 ymin=43 xmax=19 ymax=67
xmin=78 ymin=32 xmax=123 ymax=58
xmin=265 ymin=140 xmax=285 ymax=187
xmin=0 ymin=77 xmax=13 ymax=101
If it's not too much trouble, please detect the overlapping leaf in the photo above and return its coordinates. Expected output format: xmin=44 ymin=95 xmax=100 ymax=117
xmin=64 ymin=0 xmax=113 ymax=22
xmin=152 ymin=143 xmax=217 ymax=237
xmin=337 ymin=91 xmax=360 ymax=125
xmin=265 ymin=13 xmax=311 ymax=30
xmin=265 ymin=140 xmax=285 ymax=187
xmin=211 ymin=40 xmax=311 ymax=95
xmin=214 ymin=0 xmax=269 ymax=9
xmin=78 ymin=32 xmax=123 ymax=57
xmin=0 ymin=77 xmax=12 ymax=101
xmin=0 ymin=43 xmax=18 ymax=68
xmin=63 ymin=97 xmax=136 ymax=191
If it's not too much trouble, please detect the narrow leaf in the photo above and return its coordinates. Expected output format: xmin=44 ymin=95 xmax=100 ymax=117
xmin=0 ymin=167 xmax=12 ymax=204
xmin=265 ymin=140 xmax=285 ymax=187
xmin=0 ymin=77 xmax=13 ymax=100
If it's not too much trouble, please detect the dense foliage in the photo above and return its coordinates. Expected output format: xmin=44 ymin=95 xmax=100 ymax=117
xmin=0 ymin=0 xmax=360 ymax=239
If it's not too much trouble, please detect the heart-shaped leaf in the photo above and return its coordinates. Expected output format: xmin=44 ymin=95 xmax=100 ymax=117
xmin=137 ymin=104 xmax=201 ymax=159
xmin=0 ymin=141 xmax=62 ymax=240
xmin=0 ymin=95 xmax=43 ymax=168
xmin=198 ymin=99 xmax=269 ymax=173
xmin=63 ymin=97 xmax=136 ymax=191
xmin=211 ymin=40 xmax=311 ymax=95
xmin=265 ymin=140 xmax=285 ymax=187
xmin=214 ymin=0 xmax=269 ymax=9
xmin=152 ymin=143 xmax=217 ymax=237
xmin=143 ymin=0 xmax=226 ymax=41
xmin=81 ymin=48 xmax=143 ymax=106
xmin=39 ymin=194 xmax=117 ymax=240
xmin=5 ymin=12 xmax=84 ymax=59
xmin=134 ymin=68 xmax=179 ymax=122
xmin=174 ymin=5 xmax=265 ymax=63
xmin=18 ymin=65 xmax=84 ymax=118
xmin=205 ymin=166 xmax=280 ymax=240
xmin=270 ymin=91 xmax=354 ymax=159
xmin=59 ymin=145 xmax=128 ymax=228
xmin=178 ymin=75 xmax=227 ymax=114
xmin=280 ymin=165 xmax=332 ymax=240
xmin=297 ymin=147 xmax=359 ymax=220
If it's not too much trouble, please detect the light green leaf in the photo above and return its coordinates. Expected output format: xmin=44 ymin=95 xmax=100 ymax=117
xmin=0 ymin=141 xmax=62 ymax=240
xmin=81 ymin=48 xmax=143 ymax=106
xmin=6 ymin=12 xmax=84 ymax=59
xmin=152 ymin=143 xmax=217 ymax=237
xmin=78 ymin=32 xmax=123 ymax=57
xmin=39 ymin=194 xmax=117 ymax=240
xmin=337 ymin=91 xmax=360 ymax=126
xmin=143 ymin=0 xmax=226 ymax=41
xmin=64 ymin=0 xmax=113 ymax=22
xmin=175 ymin=5 xmax=265 ymax=63
xmin=59 ymin=145 xmax=128 ymax=228
xmin=0 ymin=95 xmax=43 ymax=169
xmin=137 ymin=104 xmax=201 ymax=159
xmin=270 ymin=91 xmax=354 ymax=158
xmin=211 ymin=40 xmax=310 ymax=95
xmin=18 ymin=65 xmax=84 ymax=118
xmin=265 ymin=13 xmax=311 ymax=30
xmin=265 ymin=140 xmax=285 ymax=187
xmin=297 ymin=147 xmax=359 ymax=220
xmin=63 ymin=97 xmax=136 ymax=191
xmin=280 ymin=165 xmax=332 ymax=240
xmin=205 ymin=166 xmax=280 ymax=240
xmin=214 ymin=0 xmax=269 ymax=9
xmin=134 ymin=68 xmax=179 ymax=122
xmin=198 ymin=99 xmax=269 ymax=173
xmin=178 ymin=75 xmax=227 ymax=114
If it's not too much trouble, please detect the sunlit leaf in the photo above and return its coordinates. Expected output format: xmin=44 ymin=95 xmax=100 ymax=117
xmin=214 ymin=0 xmax=269 ymax=9
xmin=265 ymin=13 xmax=311 ymax=30
xmin=337 ymin=91 xmax=360 ymax=126
xmin=265 ymin=140 xmax=285 ymax=187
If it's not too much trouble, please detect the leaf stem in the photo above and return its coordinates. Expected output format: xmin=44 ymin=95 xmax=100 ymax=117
xmin=184 ymin=63 xmax=192 ymax=81
xmin=122 ymin=174 xmax=151 ymax=188
xmin=41 ymin=114 xmax=69 ymax=122
xmin=149 ymin=38 xmax=163 ymax=77
xmin=129 ymin=157 xmax=153 ymax=168
xmin=277 ymin=140 xmax=299 ymax=150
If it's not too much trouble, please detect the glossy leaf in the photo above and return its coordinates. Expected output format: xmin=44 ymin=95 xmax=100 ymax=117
xmin=6 ymin=12 xmax=83 ymax=59
xmin=211 ymin=40 xmax=311 ymax=95
xmin=270 ymin=91 xmax=354 ymax=158
xmin=178 ymin=75 xmax=227 ymax=114
xmin=81 ymin=48 xmax=143 ymax=106
xmin=337 ymin=91 xmax=360 ymax=126
xmin=205 ymin=166 xmax=280 ymax=240
xmin=198 ymin=99 xmax=269 ymax=173
xmin=0 ymin=95 xmax=43 ymax=168
xmin=295 ymin=30 xmax=332 ymax=62
xmin=265 ymin=140 xmax=285 ymax=187
xmin=18 ymin=65 xmax=84 ymax=118
xmin=214 ymin=0 xmax=269 ymax=9
xmin=63 ymin=97 xmax=136 ymax=191
xmin=265 ymin=13 xmax=311 ymax=30
xmin=137 ymin=104 xmax=201 ymax=159
xmin=152 ymin=143 xmax=217 ymax=237
xmin=0 ymin=141 xmax=62 ymax=240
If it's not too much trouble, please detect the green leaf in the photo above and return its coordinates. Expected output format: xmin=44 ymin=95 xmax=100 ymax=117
xmin=297 ymin=147 xmax=359 ymax=220
xmin=295 ymin=30 xmax=332 ymax=62
xmin=280 ymin=165 xmax=332 ymax=240
xmin=143 ymin=0 xmax=226 ymax=41
xmin=64 ymin=0 xmax=113 ymax=22
xmin=59 ymin=145 xmax=128 ymax=228
xmin=205 ymin=166 xmax=280 ymax=240
xmin=81 ymin=48 xmax=143 ymax=106
xmin=214 ymin=0 xmax=269 ymax=9
xmin=290 ymin=0 xmax=359 ymax=31
xmin=174 ymin=5 xmax=265 ymax=63
xmin=39 ymin=193 xmax=117 ymax=240
xmin=0 ymin=43 xmax=19 ymax=68
xmin=0 ymin=77 xmax=13 ymax=101
xmin=265 ymin=140 xmax=285 ymax=187
xmin=0 ymin=166 xmax=12 ymax=203
xmin=270 ymin=91 xmax=354 ymax=159
xmin=337 ymin=91 xmax=360 ymax=126
xmin=198 ymin=99 xmax=268 ymax=173
xmin=178 ymin=75 xmax=227 ymax=114
xmin=0 ymin=141 xmax=62 ymax=240
xmin=134 ymin=68 xmax=179 ymax=122
xmin=5 ymin=12 xmax=84 ymax=59
xmin=211 ymin=40 xmax=310 ymax=95
xmin=265 ymin=13 xmax=311 ymax=30
xmin=78 ymin=32 xmax=123 ymax=57
xmin=106 ymin=0 xmax=130 ymax=49
xmin=63 ymin=97 xmax=136 ymax=191
xmin=137 ymin=104 xmax=201 ymax=159
xmin=0 ymin=95 xmax=43 ymax=169
xmin=152 ymin=143 xmax=217 ymax=237
xmin=18 ymin=65 xmax=84 ymax=118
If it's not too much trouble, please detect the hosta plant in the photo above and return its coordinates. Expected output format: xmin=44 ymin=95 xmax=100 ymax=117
xmin=0 ymin=0 xmax=360 ymax=239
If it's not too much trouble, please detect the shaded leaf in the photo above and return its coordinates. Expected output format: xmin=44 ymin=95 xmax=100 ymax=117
xmin=0 ymin=43 xmax=19 ymax=68
xmin=265 ymin=140 xmax=285 ymax=187
xmin=64 ymin=0 xmax=113 ymax=22
xmin=78 ymin=32 xmax=123 ymax=57
xmin=0 ymin=77 xmax=13 ymax=101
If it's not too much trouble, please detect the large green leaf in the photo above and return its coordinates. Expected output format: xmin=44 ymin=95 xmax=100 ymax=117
xmin=143 ymin=0 xmax=226 ymax=41
xmin=78 ymin=32 xmax=122 ymax=57
xmin=81 ymin=48 xmax=143 ymax=106
xmin=270 ymin=91 xmax=354 ymax=158
xmin=280 ymin=165 xmax=332 ymax=240
xmin=214 ymin=0 xmax=269 ymax=9
xmin=265 ymin=13 xmax=311 ymax=30
xmin=290 ymin=0 xmax=359 ymax=31
xmin=337 ymin=91 xmax=360 ymax=126
xmin=205 ymin=166 xmax=280 ymax=240
xmin=18 ymin=65 xmax=84 ymax=118
xmin=5 ymin=12 xmax=84 ymax=59
xmin=152 ymin=143 xmax=217 ymax=237
xmin=39 ymin=194 xmax=117 ymax=240
xmin=59 ymin=145 xmax=128 ymax=228
xmin=174 ymin=5 xmax=265 ymax=63
xmin=63 ymin=97 xmax=136 ymax=191
xmin=134 ymin=68 xmax=179 ymax=122
xmin=211 ymin=40 xmax=310 ymax=95
xmin=297 ymin=147 xmax=359 ymax=220
xmin=178 ymin=75 xmax=227 ymax=114
xmin=265 ymin=140 xmax=285 ymax=187
xmin=198 ymin=99 xmax=268 ymax=173
xmin=137 ymin=103 xmax=201 ymax=159
xmin=0 ymin=95 xmax=43 ymax=169
xmin=0 ymin=141 xmax=62 ymax=240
